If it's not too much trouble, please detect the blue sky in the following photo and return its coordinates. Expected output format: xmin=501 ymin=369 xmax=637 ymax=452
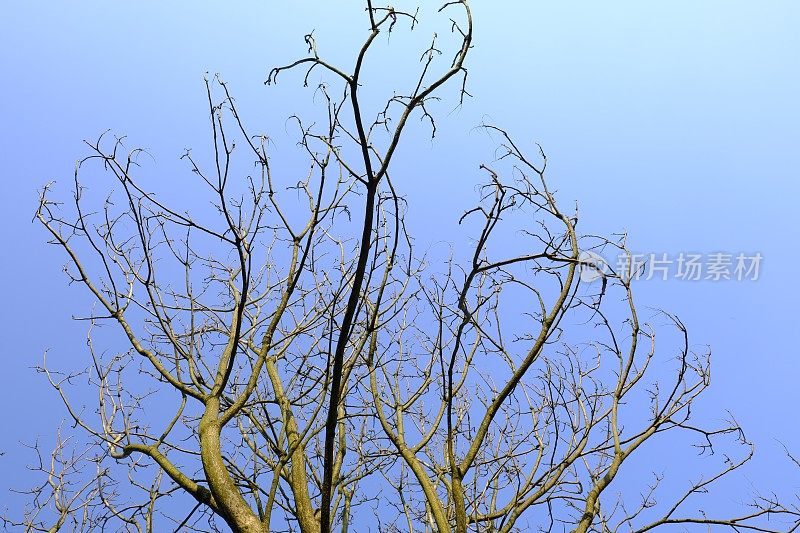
xmin=1 ymin=0 xmax=798 ymax=524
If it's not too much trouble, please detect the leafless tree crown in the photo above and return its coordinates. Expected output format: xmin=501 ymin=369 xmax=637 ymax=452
xmin=7 ymin=2 xmax=798 ymax=532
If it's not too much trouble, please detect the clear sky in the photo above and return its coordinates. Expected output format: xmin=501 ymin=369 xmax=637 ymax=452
xmin=1 ymin=0 xmax=798 ymax=525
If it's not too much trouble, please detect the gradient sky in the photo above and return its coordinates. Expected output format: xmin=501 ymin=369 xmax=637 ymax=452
xmin=2 ymin=0 xmax=798 ymax=525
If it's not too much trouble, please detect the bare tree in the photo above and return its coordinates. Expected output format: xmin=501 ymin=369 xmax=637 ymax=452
xmin=9 ymin=2 xmax=799 ymax=532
